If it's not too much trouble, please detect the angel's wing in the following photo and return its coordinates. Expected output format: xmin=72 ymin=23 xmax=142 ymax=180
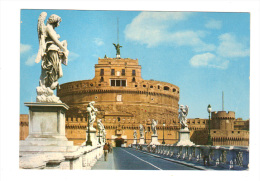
xmin=185 ymin=105 xmax=189 ymax=114
xmin=35 ymin=12 xmax=47 ymax=63
xmin=37 ymin=12 xmax=47 ymax=41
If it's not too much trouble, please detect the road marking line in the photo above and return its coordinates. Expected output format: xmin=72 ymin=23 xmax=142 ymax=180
xmin=121 ymin=149 xmax=162 ymax=170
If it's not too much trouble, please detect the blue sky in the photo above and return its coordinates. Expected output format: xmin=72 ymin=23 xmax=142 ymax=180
xmin=20 ymin=10 xmax=250 ymax=119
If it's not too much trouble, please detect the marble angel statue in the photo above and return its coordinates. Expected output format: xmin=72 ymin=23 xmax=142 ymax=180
xmin=139 ymin=124 xmax=144 ymax=138
xmin=179 ymin=105 xmax=189 ymax=129
xmin=97 ymin=119 xmax=104 ymax=132
xmin=87 ymin=101 xmax=98 ymax=130
xmin=151 ymin=119 xmax=158 ymax=135
xmin=35 ymin=12 xmax=69 ymax=90
xmin=133 ymin=130 xmax=137 ymax=139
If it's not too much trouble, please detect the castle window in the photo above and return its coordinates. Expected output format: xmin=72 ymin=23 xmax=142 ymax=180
xmin=173 ymin=88 xmax=176 ymax=92
xmin=111 ymin=69 xmax=115 ymax=75
xmin=118 ymin=117 xmax=120 ymax=122
xmin=100 ymin=77 xmax=104 ymax=82
xmin=111 ymin=80 xmax=115 ymax=86
xmin=100 ymin=69 xmax=104 ymax=76
xmin=116 ymin=80 xmax=120 ymax=86
xmin=158 ymin=85 xmax=160 ymax=89
xmin=122 ymin=69 xmax=125 ymax=76
xmin=90 ymin=84 xmax=93 ymax=87
xmin=150 ymin=85 xmax=153 ymax=88
xmin=135 ymin=85 xmax=138 ymax=87
xmin=110 ymin=79 xmax=127 ymax=87
xmin=132 ymin=77 xmax=136 ymax=82
xmin=143 ymin=85 xmax=146 ymax=88
xmin=132 ymin=70 xmax=136 ymax=76
xmin=164 ymin=86 xmax=169 ymax=91
xmin=122 ymin=80 xmax=126 ymax=86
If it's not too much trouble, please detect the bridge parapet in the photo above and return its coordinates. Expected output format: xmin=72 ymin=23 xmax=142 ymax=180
xmin=20 ymin=144 xmax=104 ymax=170
xmin=134 ymin=144 xmax=249 ymax=170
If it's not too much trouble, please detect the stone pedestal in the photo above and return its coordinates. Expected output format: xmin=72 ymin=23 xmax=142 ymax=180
xmin=139 ymin=137 xmax=145 ymax=144
xmin=85 ymin=128 xmax=98 ymax=146
xmin=133 ymin=138 xmax=137 ymax=144
xmin=174 ymin=128 xmax=195 ymax=146
xmin=97 ymin=135 xmax=103 ymax=145
xmin=20 ymin=102 xmax=77 ymax=153
xmin=150 ymin=135 xmax=161 ymax=145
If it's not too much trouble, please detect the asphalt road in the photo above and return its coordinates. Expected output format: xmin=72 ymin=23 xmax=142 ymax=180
xmin=113 ymin=147 xmax=197 ymax=170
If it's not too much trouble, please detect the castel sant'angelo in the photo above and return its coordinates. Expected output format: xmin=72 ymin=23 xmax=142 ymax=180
xmin=20 ymin=45 xmax=249 ymax=147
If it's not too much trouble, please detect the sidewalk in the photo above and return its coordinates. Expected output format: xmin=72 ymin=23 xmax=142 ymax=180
xmin=91 ymin=152 xmax=115 ymax=170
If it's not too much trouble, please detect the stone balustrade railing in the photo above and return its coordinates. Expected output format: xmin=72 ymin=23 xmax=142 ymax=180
xmin=133 ymin=144 xmax=249 ymax=170
xmin=19 ymin=144 xmax=104 ymax=170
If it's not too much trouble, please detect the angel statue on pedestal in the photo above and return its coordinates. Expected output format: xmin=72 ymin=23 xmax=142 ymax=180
xmin=87 ymin=101 xmax=98 ymax=131
xmin=139 ymin=124 xmax=144 ymax=138
xmin=35 ymin=12 xmax=69 ymax=103
xmin=133 ymin=130 xmax=137 ymax=139
xmin=151 ymin=119 xmax=158 ymax=135
xmin=179 ymin=105 xmax=189 ymax=130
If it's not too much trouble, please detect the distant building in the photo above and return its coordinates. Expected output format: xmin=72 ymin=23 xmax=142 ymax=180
xmin=20 ymin=114 xmax=29 ymax=140
xmin=20 ymin=56 xmax=249 ymax=147
xmin=210 ymin=111 xmax=249 ymax=146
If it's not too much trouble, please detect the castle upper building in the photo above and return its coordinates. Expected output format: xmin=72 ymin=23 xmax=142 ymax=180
xmin=57 ymin=57 xmax=180 ymax=146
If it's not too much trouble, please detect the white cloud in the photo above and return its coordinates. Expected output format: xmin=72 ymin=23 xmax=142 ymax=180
xmin=20 ymin=44 xmax=31 ymax=53
xmin=205 ymin=20 xmax=222 ymax=29
xmin=169 ymin=31 xmax=216 ymax=52
xmin=68 ymin=52 xmax=80 ymax=61
xmin=25 ymin=54 xmax=37 ymax=66
xmin=217 ymin=33 xmax=249 ymax=58
xmin=125 ymin=12 xmax=215 ymax=52
xmin=190 ymin=52 xmax=229 ymax=69
xmin=190 ymin=53 xmax=216 ymax=67
xmin=93 ymin=38 xmax=104 ymax=46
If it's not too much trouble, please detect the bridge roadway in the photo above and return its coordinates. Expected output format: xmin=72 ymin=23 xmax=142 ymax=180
xmin=92 ymin=147 xmax=197 ymax=170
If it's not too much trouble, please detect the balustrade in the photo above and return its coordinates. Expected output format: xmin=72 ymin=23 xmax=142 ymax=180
xmin=20 ymin=144 xmax=104 ymax=170
xmin=134 ymin=143 xmax=249 ymax=170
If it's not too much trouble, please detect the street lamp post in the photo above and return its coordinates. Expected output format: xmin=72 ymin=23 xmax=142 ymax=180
xmin=162 ymin=123 xmax=165 ymax=144
xmin=145 ymin=130 xmax=147 ymax=144
xmin=86 ymin=112 xmax=92 ymax=146
xmin=98 ymin=128 xmax=101 ymax=144
xmin=207 ymin=104 xmax=213 ymax=146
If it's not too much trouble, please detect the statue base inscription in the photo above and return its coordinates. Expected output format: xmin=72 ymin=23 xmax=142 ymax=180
xmin=174 ymin=128 xmax=195 ymax=146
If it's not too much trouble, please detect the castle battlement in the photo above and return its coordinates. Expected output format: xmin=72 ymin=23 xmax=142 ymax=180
xmin=212 ymin=111 xmax=235 ymax=119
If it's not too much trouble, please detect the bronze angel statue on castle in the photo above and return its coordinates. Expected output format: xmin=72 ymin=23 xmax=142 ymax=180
xmin=35 ymin=12 xmax=69 ymax=90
